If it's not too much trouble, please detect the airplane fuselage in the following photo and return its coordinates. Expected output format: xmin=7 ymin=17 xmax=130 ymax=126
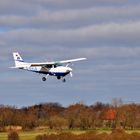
xmin=24 ymin=66 xmax=72 ymax=78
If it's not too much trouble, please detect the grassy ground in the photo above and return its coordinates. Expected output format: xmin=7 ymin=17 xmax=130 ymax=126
xmin=0 ymin=133 xmax=7 ymax=140
xmin=0 ymin=129 xmax=89 ymax=140
xmin=0 ymin=129 xmax=140 ymax=140
xmin=0 ymin=131 xmax=43 ymax=140
xmin=0 ymin=130 xmax=92 ymax=140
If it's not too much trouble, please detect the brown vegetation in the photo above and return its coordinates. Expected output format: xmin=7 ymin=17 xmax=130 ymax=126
xmin=8 ymin=131 xmax=19 ymax=140
xmin=0 ymin=101 xmax=140 ymax=131
xmin=36 ymin=130 xmax=140 ymax=140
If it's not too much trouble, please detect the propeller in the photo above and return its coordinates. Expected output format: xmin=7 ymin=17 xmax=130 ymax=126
xmin=66 ymin=67 xmax=73 ymax=77
xmin=66 ymin=62 xmax=71 ymax=67
xmin=70 ymin=71 xmax=73 ymax=77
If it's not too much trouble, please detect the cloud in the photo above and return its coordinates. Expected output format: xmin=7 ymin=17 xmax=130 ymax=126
xmin=25 ymin=0 xmax=140 ymax=9
xmin=79 ymin=47 xmax=140 ymax=59
xmin=0 ymin=0 xmax=38 ymax=16
xmin=1 ymin=21 xmax=140 ymax=47
xmin=0 ymin=0 xmax=118 ymax=16
xmin=0 ymin=5 xmax=140 ymax=29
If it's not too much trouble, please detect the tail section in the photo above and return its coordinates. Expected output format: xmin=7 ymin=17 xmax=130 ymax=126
xmin=13 ymin=52 xmax=25 ymax=67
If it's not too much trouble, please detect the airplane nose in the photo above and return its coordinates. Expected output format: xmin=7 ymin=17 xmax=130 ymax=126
xmin=68 ymin=67 xmax=72 ymax=72
xmin=66 ymin=67 xmax=73 ymax=77
xmin=66 ymin=67 xmax=72 ymax=73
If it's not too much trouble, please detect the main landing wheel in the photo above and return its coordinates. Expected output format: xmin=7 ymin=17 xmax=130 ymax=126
xmin=57 ymin=76 xmax=61 ymax=80
xmin=42 ymin=77 xmax=46 ymax=81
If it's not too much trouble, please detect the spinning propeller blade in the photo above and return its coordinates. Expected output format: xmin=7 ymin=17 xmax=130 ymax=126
xmin=70 ymin=72 xmax=73 ymax=77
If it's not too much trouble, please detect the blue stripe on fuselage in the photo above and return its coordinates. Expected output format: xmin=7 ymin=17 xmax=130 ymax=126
xmin=29 ymin=70 xmax=69 ymax=77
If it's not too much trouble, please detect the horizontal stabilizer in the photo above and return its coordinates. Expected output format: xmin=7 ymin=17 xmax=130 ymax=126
xmin=9 ymin=66 xmax=24 ymax=69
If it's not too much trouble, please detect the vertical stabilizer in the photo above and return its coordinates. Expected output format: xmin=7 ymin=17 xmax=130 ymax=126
xmin=13 ymin=52 xmax=25 ymax=67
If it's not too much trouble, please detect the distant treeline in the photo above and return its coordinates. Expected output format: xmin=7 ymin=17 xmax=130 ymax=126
xmin=0 ymin=99 xmax=140 ymax=131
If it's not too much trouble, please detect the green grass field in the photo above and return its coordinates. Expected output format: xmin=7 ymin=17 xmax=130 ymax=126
xmin=0 ymin=131 xmax=45 ymax=140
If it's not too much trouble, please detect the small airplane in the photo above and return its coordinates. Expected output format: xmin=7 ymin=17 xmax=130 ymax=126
xmin=10 ymin=52 xmax=86 ymax=82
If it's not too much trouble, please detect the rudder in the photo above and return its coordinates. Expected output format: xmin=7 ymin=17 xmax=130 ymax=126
xmin=13 ymin=52 xmax=24 ymax=67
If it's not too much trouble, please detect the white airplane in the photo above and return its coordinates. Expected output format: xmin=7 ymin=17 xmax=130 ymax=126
xmin=11 ymin=52 xmax=86 ymax=82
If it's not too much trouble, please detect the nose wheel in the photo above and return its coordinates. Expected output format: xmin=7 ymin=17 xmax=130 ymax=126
xmin=62 ymin=78 xmax=66 ymax=83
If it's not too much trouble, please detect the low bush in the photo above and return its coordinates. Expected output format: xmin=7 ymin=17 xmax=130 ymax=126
xmin=8 ymin=131 xmax=19 ymax=140
xmin=129 ymin=132 xmax=140 ymax=140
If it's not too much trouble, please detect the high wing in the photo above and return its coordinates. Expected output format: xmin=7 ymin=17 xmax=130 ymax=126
xmin=58 ymin=58 xmax=87 ymax=63
xmin=30 ymin=58 xmax=86 ymax=67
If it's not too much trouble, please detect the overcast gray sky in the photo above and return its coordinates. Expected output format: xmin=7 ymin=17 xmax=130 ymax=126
xmin=0 ymin=0 xmax=140 ymax=107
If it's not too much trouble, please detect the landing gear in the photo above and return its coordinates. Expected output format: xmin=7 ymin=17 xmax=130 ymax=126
xmin=62 ymin=78 xmax=66 ymax=83
xmin=42 ymin=77 xmax=46 ymax=81
xmin=57 ymin=76 xmax=61 ymax=80
xmin=56 ymin=76 xmax=66 ymax=82
xmin=42 ymin=74 xmax=49 ymax=82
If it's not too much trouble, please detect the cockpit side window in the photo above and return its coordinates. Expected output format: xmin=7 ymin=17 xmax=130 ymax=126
xmin=55 ymin=63 xmax=63 ymax=67
xmin=46 ymin=65 xmax=53 ymax=68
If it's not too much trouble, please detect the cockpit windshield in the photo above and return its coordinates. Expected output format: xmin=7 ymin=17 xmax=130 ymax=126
xmin=54 ymin=63 xmax=63 ymax=67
